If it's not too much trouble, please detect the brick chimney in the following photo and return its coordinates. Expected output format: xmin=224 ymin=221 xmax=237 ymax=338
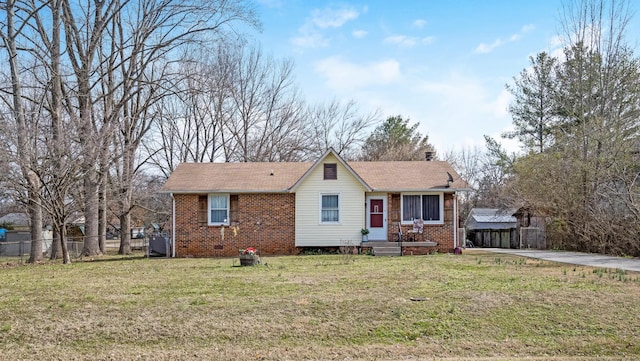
xmin=425 ymin=148 xmax=435 ymax=161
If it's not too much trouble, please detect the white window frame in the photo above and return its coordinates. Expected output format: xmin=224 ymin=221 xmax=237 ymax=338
xmin=319 ymin=193 xmax=341 ymax=224
xmin=208 ymin=193 xmax=230 ymax=226
xmin=400 ymin=192 xmax=444 ymax=225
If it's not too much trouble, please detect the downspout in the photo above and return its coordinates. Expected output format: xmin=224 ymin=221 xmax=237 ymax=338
xmin=171 ymin=193 xmax=176 ymax=258
xmin=453 ymin=192 xmax=457 ymax=249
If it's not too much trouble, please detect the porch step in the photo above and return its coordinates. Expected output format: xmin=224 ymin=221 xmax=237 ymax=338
xmin=372 ymin=246 xmax=402 ymax=257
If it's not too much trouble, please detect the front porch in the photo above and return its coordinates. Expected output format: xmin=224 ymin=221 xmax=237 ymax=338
xmin=362 ymin=241 xmax=438 ymax=256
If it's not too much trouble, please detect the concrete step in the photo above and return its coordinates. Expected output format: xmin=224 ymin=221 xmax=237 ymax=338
xmin=373 ymin=246 xmax=402 ymax=256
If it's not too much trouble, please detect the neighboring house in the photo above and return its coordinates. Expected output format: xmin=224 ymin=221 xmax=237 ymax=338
xmin=161 ymin=149 xmax=469 ymax=257
xmin=0 ymin=212 xmax=31 ymax=231
xmin=0 ymin=213 xmax=54 ymax=256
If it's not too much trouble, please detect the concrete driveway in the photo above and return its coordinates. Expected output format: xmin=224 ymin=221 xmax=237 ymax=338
xmin=480 ymin=248 xmax=640 ymax=273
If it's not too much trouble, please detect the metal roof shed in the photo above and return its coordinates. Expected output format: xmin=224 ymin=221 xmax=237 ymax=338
xmin=465 ymin=208 xmax=517 ymax=248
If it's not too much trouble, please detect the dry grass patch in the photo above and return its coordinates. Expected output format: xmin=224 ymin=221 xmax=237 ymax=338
xmin=0 ymin=251 xmax=639 ymax=360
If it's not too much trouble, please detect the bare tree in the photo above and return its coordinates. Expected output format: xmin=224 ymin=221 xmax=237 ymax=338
xmin=441 ymin=145 xmax=487 ymax=218
xmin=307 ymin=99 xmax=380 ymax=160
xmin=0 ymin=0 xmax=45 ymax=263
xmin=56 ymin=0 xmax=259 ymax=256
xmin=59 ymin=0 xmax=125 ymax=256
xmin=225 ymin=44 xmax=309 ymax=162
xmin=142 ymin=46 xmax=237 ymax=176
xmin=145 ymin=42 xmax=310 ymax=172
xmin=105 ymin=1 xmax=258 ymax=254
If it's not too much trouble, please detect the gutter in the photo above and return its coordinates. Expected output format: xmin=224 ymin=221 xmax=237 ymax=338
xmin=453 ymin=191 xmax=457 ymax=249
xmin=369 ymin=187 xmax=472 ymax=193
xmin=159 ymin=189 xmax=291 ymax=194
xmin=171 ymin=193 xmax=176 ymax=258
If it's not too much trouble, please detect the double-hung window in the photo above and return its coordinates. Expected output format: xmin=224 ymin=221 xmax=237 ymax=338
xmin=320 ymin=193 xmax=340 ymax=223
xmin=401 ymin=193 xmax=442 ymax=224
xmin=209 ymin=194 xmax=230 ymax=225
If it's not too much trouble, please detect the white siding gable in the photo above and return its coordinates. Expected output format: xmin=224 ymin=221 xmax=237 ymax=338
xmin=295 ymin=153 xmax=366 ymax=247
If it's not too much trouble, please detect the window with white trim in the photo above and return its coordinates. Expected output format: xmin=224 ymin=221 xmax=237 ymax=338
xmin=209 ymin=194 xmax=230 ymax=225
xmin=401 ymin=193 xmax=443 ymax=224
xmin=320 ymin=193 xmax=340 ymax=223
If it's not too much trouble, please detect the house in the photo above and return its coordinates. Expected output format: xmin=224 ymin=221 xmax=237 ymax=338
xmin=0 ymin=212 xmax=31 ymax=231
xmin=160 ymin=149 xmax=469 ymax=257
xmin=0 ymin=212 xmax=53 ymax=256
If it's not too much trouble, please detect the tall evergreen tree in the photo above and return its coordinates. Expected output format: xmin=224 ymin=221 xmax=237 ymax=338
xmin=360 ymin=115 xmax=433 ymax=161
xmin=505 ymin=52 xmax=559 ymax=153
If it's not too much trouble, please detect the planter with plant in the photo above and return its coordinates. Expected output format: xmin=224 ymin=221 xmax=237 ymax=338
xmin=361 ymin=228 xmax=370 ymax=242
xmin=239 ymin=247 xmax=260 ymax=266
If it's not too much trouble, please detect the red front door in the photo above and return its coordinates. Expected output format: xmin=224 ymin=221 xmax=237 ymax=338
xmin=367 ymin=197 xmax=387 ymax=240
xmin=370 ymin=199 xmax=384 ymax=228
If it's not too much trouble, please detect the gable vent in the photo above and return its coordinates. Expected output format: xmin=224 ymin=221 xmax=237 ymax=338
xmin=324 ymin=163 xmax=337 ymax=180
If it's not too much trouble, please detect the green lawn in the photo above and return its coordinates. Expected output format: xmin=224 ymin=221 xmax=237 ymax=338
xmin=1 ymin=250 xmax=639 ymax=360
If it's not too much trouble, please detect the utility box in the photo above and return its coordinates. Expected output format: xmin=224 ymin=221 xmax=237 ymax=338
xmin=148 ymin=234 xmax=170 ymax=257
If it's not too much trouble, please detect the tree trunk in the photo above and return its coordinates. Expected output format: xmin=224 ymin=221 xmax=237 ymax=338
xmin=118 ymin=212 xmax=132 ymax=255
xmin=50 ymin=226 xmax=62 ymax=260
xmin=82 ymin=173 xmax=101 ymax=256
xmin=27 ymin=196 xmax=43 ymax=263
xmin=60 ymin=223 xmax=70 ymax=264
xmin=4 ymin=0 xmax=44 ymax=264
xmin=98 ymin=176 xmax=107 ymax=254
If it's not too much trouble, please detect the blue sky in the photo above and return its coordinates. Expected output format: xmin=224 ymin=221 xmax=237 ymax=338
xmin=253 ymin=1 xmax=638 ymax=154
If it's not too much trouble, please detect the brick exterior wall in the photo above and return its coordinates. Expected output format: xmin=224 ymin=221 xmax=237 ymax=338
xmin=173 ymin=191 xmax=457 ymax=257
xmin=386 ymin=193 xmax=457 ymax=253
xmin=173 ymin=193 xmax=297 ymax=257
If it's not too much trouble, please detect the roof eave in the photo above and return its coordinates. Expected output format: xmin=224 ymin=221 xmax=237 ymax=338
xmin=159 ymin=189 xmax=291 ymax=194
xmin=370 ymin=187 xmax=470 ymax=192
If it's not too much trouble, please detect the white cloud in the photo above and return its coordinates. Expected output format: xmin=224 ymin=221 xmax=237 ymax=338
xmin=384 ymin=35 xmax=417 ymax=47
xmin=352 ymin=29 xmax=368 ymax=38
xmin=549 ymin=34 xmax=563 ymax=48
xmin=310 ymin=7 xmax=359 ymax=29
xmin=314 ymin=56 xmax=402 ymax=91
xmin=413 ymin=19 xmax=427 ymax=28
xmin=521 ymin=24 xmax=536 ymax=33
xmin=475 ymin=24 xmax=536 ymax=54
xmin=256 ymin=0 xmax=283 ymax=8
xmin=384 ymin=35 xmax=435 ymax=48
xmin=291 ymin=5 xmax=363 ymax=48
xmin=475 ymin=39 xmax=505 ymax=53
xmin=490 ymin=88 xmax=512 ymax=118
xmin=421 ymin=36 xmax=435 ymax=45
xmin=406 ymin=72 xmax=516 ymax=152
xmin=291 ymin=32 xmax=329 ymax=48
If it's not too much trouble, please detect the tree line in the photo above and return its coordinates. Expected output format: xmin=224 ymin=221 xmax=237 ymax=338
xmin=465 ymin=0 xmax=640 ymax=256
xmin=0 ymin=0 xmax=434 ymax=263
